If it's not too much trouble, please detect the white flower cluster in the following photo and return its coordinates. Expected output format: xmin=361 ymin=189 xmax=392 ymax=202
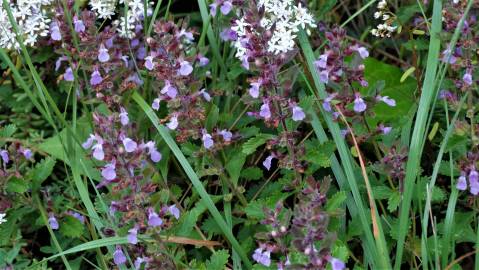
xmin=90 ymin=0 xmax=116 ymax=19
xmin=0 ymin=212 xmax=6 ymax=224
xmin=232 ymin=0 xmax=315 ymax=58
xmin=0 ymin=0 xmax=53 ymax=50
xmin=371 ymin=0 xmax=397 ymax=38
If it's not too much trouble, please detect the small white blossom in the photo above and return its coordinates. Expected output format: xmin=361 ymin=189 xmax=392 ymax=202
xmin=0 ymin=213 xmax=6 ymax=224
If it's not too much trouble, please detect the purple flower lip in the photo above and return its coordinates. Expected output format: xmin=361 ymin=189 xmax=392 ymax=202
xmin=113 ymin=246 xmax=127 ymax=265
xmin=249 ymin=81 xmax=261 ymax=98
xmin=259 ymin=103 xmax=271 ymax=119
xmin=101 ymin=162 xmax=116 ymax=180
xmin=98 ymin=44 xmax=110 ymax=63
xmin=202 ymin=130 xmax=214 ymax=149
xmin=90 ymin=70 xmax=103 ymax=86
xmin=64 ymin=67 xmax=75 ymax=81
xmin=48 ymin=213 xmax=59 ymax=230
xmin=178 ymin=61 xmax=193 ymax=76
xmin=148 ymin=209 xmax=163 ymax=227
xmin=292 ymin=106 xmax=306 ymax=121
xmin=353 ymin=94 xmax=367 ymax=113
xmin=263 ymin=155 xmax=274 ymax=171
xmin=1 ymin=150 xmax=10 ymax=164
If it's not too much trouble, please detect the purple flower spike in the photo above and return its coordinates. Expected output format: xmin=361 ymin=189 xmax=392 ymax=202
xmin=259 ymin=103 xmax=271 ymax=119
xmin=463 ymin=72 xmax=473 ymax=86
xmin=119 ymin=107 xmax=129 ymax=126
xmin=456 ymin=175 xmax=467 ymax=191
xmin=220 ymin=1 xmax=232 ymax=15
xmin=161 ymin=81 xmax=178 ymax=99
xmin=152 ymin=98 xmax=161 ymax=110
xmin=315 ymin=54 xmax=328 ymax=69
xmin=319 ymin=70 xmax=329 ymax=83
xmin=292 ymin=106 xmax=306 ymax=121
xmin=353 ymin=94 xmax=367 ymax=113
xmin=249 ymin=81 xmax=261 ymax=98
xmin=1 ymin=150 xmax=9 ymax=164
xmin=148 ymin=210 xmax=163 ymax=227
xmin=98 ymin=44 xmax=110 ymax=63
xmin=73 ymin=16 xmax=85 ymax=33
xmin=202 ymin=131 xmax=214 ymax=149
xmin=92 ymin=144 xmax=105 ymax=160
xmin=113 ymin=246 xmax=127 ymax=265
xmin=144 ymin=55 xmax=155 ymax=70
xmin=263 ymin=155 xmax=274 ymax=171
xmin=330 ymin=257 xmax=346 ymax=270
xmin=252 ymin=248 xmax=271 ymax=267
xmin=199 ymin=56 xmax=209 ymax=66
xmin=377 ymin=95 xmax=396 ymax=107
xmin=178 ymin=61 xmax=193 ymax=76
xmin=168 ymin=205 xmax=180 ymax=219
xmin=127 ymin=226 xmax=138 ymax=244
xmin=123 ymin=138 xmax=138 ymax=153
xmin=101 ymin=163 xmax=116 ymax=180
xmin=48 ymin=213 xmax=59 ymax=230
xmin=219 ymin=130 xmax=232 ymax=142
xmin=63 ymin=67 xmax=74 ymax=82
xmin=355 ymin=46 xmax=369 ymax=59
xmin=167 ymin=115 xmax=179 ymax=130
xmin=90 ymin=70 xmax=103 ymax=86
xmin=50 ymin=22 xmax=62 ymax=41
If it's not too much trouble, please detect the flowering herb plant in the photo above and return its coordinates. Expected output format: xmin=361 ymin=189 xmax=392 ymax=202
xmin=0 ymin=0 xmax=478 ymax=269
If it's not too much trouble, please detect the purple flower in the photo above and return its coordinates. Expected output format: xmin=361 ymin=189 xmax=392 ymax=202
xmin=161 ymin=81 xmax=178 ymax=99
xmin=168 ymin=205 xmax=180 ymax=219
xmin=144 ymin=141 xmax=162 ymax=162
xmin=177 ymin=29 xmax=194 ymax=42
xmin=148 ymin=209 xmax=163 ymax=227
xmin=263 ymin=155 xmax=274 ymax=171
xmin=119 ymin=108 xmax=129 ymax=126
xmin=252 ymin=248 xmax=271 ymax=267
xmin=152 ymin=98 xmax=161 ymax=110
xmin=220 ymin=28 xmax=237 ymax=41
xmin=442 ymin=48 xmax=457 ymax=64
xmin=463 ymin=72 xmax=473 ymax=86
xmin=249 ymin=81 xmax=261 ymax=98
xmin=68 ymin=211 xmax=85 ymax=224
xmin=137 ymin=46 xmax=146 ymax=60
xmin=92 ymin=144 xmax=105 ymax=160
xmin=50 ymin=22 xmax=62 ymax=41
xmin=22 ymin=148 xmax=32 ymax=159
xmin=73 ymin=16 xmax=85 ymax=33
xmin=330 ymin=257 xmax=345 ymax=270
xmin=82 ymin=134 xmax=95 ymax=149
xmin=113 ymin=246 xmax=127 ymax=265
xmin=64 ymin=67 xmax=74 ymax=81
xmin=378 ymin=124 xmax=392 ymax=135
xmin=127 ymin=226 xmax=138 ymax=244
xmin=144 ymin=55 xmax=155 ymax=70
xmin=48 ymin=214 xmax=59 ymax=230
xmin=322 ymin=94 xmax=336 ymax=112
xmin=259 ymin=103 xmax=271 ymax=119
xmin=340 ymin=129 xmax=349 ymax=138
xmin=241 ymin=55 xmax=250 ymax=70
xmin=209 ymin=3 xmax=218 ymax=15
xmin=1 ymin=150 xmax=9 ymax=164
xmin=101 ymin=162 xmax=116 ymax=180
xmin=219 ymin=130 xmax=232 ymax=142
xmin=469 ymin=170 xmax=479 ymax=195
xmin=199 ymin=56 xmax=209 ymax=66
xmin=456 ymin=175 xmax=467 ymax=191
xmin=98 ymin=44 xmax=110 ymax=63
xmin=355 ymin=46 xmax=369 ymax=59
xmin=319 ymin=70 xmax=329 ymax=83
xmin=353 ymin=94 xmax=367 ymax=113
xmin=220 ymin=1 xmax=232 ymax=15
xmin=167 ymin=115 xmax=179 ymax=130
xmin=315 ymin=54 xmax=328 ymax=69
xmin=90 ymin=70 xmax=103 ymax=86
xmin=55 ymin=56 xmax=68 ymax=71
xmin=199 ymin=89 xmax=212 ymax=101
xmin=122 ymin=138 xmax=138 ymax=153
xmin=202 ymin=131 xmax=214 ymax=149
xmin=292 ymin=106 xmax=306 ymax=121
xmin=178 ymin=61 xmax=193 ymax=76
xmin=377 ymin=95 xmax=396 ymax=107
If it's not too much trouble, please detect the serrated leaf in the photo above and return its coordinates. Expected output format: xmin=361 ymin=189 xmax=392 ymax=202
xmin=242 ymin=134 xmax=274 ymax=155
xmin=372 ymin=186 xmax=393 ymax=200
xmin=206 ymin=249 xmax=230 ymax=270
xmin=326 ymin=191 xmax=347 ymax=211
xmin=6 ymin=177 xmax=29 ymax=193
xmin=241 ymin=167 xmax=263 ymax=181
xmin=29 ymin=158 xmax=56 ymax=191
xmin=387 ymin=191 xmax=401 ymax=212
xmin=59 ymin=216 xmax=84 ymax=238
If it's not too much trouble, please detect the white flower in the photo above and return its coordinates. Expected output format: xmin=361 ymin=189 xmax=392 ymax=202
xmin=0 ymin=213 xmax=6 ymax=224
xmin=89 ymin=0 xmax=116 ymax=19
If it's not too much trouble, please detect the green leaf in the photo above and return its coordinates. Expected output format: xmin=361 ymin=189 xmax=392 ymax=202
xmin=206 ymin=249 xmax=230 ymax=270
xmin=29 ymin=158 xmax=56 ymax=191
xmin=242 ymin=134 xmax=274 ymax=155
xmin=59 ymin=216 xmax=84 ymax=238
xmin=241 ymin=167 xmax=263 ymax=181
xmin=387 ymin=191 xmax=401 ymax=213
xmin=6 ymin=177 xmax=29 ymax=193
xmin=326 ymin=191 xmax=347 ymax=211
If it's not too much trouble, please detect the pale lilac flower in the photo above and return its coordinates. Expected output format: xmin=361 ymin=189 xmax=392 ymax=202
xmin=456 ymin=175 xmax=467 ymax=191
xmin=64 ymin=67 xmax=74 ymax=81
xmin=249 ymin=81 xmax=261 ymax=98
xmin=121 ymin=55 xmax=129 ymax=67
xmin=90 ymin=70 xmax=103 ymax=86
xmin=161 ymin=81 xmax=178 ymax=98
xmin=202 ymin=131 xmax=214 ymax=149
xmin=330 ymin=257 xmax=345 ymax=270
xmin=340 ymin=129 xmax=349 ymax=138
xmin=377 ymin=95 xmax=396 ymax=106
xmin=442 ymin=48 xmax=457 ymax=64
xmin=152 ymin=98 xmax=161 ymax=110
xmin=252 ymin=248 xmax=271 ymax=267
xmin=0 ymin=150 xmax=9 ymax=164
xmin=144 ymin=141 xmax=162 ymax=162
xmin=22 ymin=149 xmax=32 ymax=159
xmin=209 ymin=3 xmax=218 ymax=15
xmin=144 ymin=55 xmax=155 ymax=70
xmin=199 ymin=56 xmax=209 ymax=66
xmin=48 ymin=213 xmax=59 ymax=230
xmin=122 ymin=138 xmax=138 ymax=152
xmin=199 ymin=89 xmax=212 ymax=101
xmin=219 ymin=130 xmax=232 ymax=142
xmin=319 ymin=70 xmax=329 ymax=83
xmin=315 ymin=54 xmax=328 ymax=69
xmin=127 ymin=226 xmax=138 ymax=244
xmin=263 ymin=155 xmax=274 ymax=171
xmin=168 ymin=205 xmax=180 ymax=219
xmin=98 ymin=44 xmax=110 ymax=63
xmin=101 ymin=162 xmax=116 ymax=180
xmin=50 ymin=22 xmax=62 ymax=41
xmin=177 ymin=29 xmax=194 ymax=42
xmin=220 ymin=28 xmax=238 ymax=41
xmin=355 ymin=46 xmax=369 ymax=59
xmin=322 ymin=94 xmax=336 ymax=112
xmin=220 ymin=1 xmax=232 ymax=15
xmin=469 ymin=170 xmax=479 ymax=195
xmin=68 ymin=211 xmax=85 ymax=224
xmin=353 ymin=94 xmax=367 ymax=113
xmin=463 ymin=72 xmax=473 ymax=86
xmin=92 ymin=144 xmax=105 ymax=160
xmin=178 ymin=61 xmax=193 ymax=76
xmin=259 ymin=103 xmax=271 ymax=119
xmin=135 ymin=257 xmax=148 ymax=270
xmin=55 ymin=56 xmax=68 ymax=71
xmin=148 ymin=209 xmax=163 ymax=227
xmin=119 ymin=108 xmax=129 ymax=126
xmin=378 ymin=124 xmax=392 ymax=135
xmin=241 ymin=55 xmax=250 ymax=70
xmin=113 ymin=246 xmax=127 ymax=265
xmin=167 ymin=115 xmax=179 ymax=130
xmin=82 ymin=134 xmax=96 ymax=149
xmin=292 ymin=106 xmax=306 ymax=121
xmin=73 ymin=16 xmax=85 ymax=33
